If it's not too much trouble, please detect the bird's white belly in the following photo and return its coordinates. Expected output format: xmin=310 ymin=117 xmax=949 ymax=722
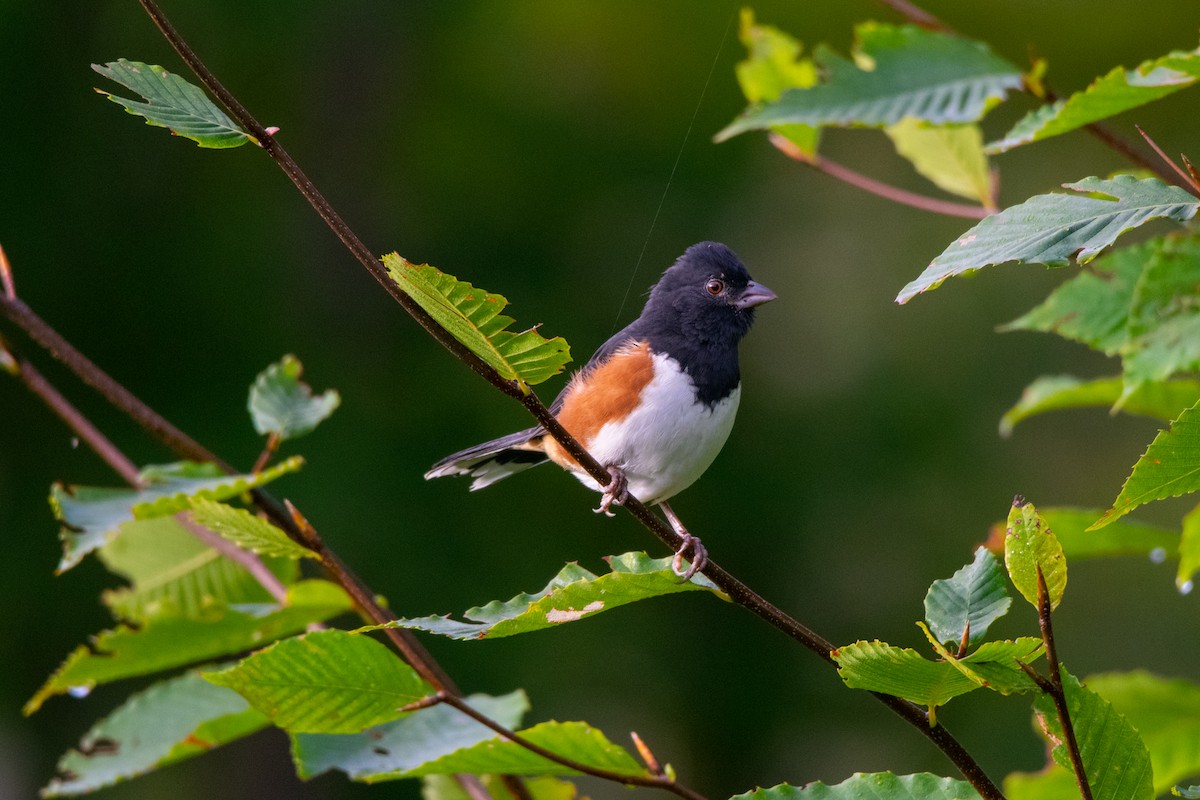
xmin=575 ymin=353 xmax=740 ymax=504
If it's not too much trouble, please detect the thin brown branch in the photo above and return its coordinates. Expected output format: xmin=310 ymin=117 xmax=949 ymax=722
xmin=440 ymin=694 xmax=708 ymax=800
xmin=251 ymin=432 xmax=281 ymax=474
xmin=122 ymin=4 xmax=1005 ymax=797
xmin=1135 ymin=125 xmax=1200 ymax=194
xmin=1 ymin=336 xmax=142 ymax=487
xmin=1036 ymin=566 xmax=1093 ymax=800
xmin=0 ymin=244 xmax=15 ymax=299
xmin=874 ymin=0 xmax=953 ymax=32
xmin=770 ymin=134 xmax=992 ymax=219
xmin=178 ymin=512 xmax=290 ymax=604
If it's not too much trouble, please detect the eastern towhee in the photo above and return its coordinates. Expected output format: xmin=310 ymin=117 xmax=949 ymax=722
xmin=426 ymin=242 xmax=776 ymax=579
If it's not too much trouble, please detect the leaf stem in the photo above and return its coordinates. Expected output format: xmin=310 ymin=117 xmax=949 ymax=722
xmin=439 ymin=693 xmax=709 ymax=800
xmin=1035 ymin=565 xmax=1093 ymax=800
xmin=769 ymin=135 xmax=992 ymax=219
xmin=1135 ymin=125 xmax=1200 ymax=195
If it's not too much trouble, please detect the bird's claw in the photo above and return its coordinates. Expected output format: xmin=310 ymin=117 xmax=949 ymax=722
xmin=672 ymin=533 xmax=708 ymax=582
xmin=593 ymin=466 xmax=629 ymax=518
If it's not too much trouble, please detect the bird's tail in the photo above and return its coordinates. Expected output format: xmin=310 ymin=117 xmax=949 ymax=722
xmin=424 ymin=425 xmax=549 ymax=490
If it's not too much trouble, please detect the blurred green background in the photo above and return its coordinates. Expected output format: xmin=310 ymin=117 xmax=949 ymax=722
xmin=3 ymin=1 xmax=1199 ymax=798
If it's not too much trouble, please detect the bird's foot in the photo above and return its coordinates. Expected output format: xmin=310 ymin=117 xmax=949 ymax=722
xmin=593 ymin=466 xmax=629 ymax=518
xmin=671 ymin=532 xmax=708 ymax=582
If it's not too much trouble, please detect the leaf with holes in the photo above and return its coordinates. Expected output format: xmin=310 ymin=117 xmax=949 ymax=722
xmin=716 ymin=22 xmax=1021 ymax=140
xmin=1093 ymin=398 xmax=1200 ymax=528
xmin=923 ymin=546 xmax=1010 ymax=648
xmin=989 ymin=48 xmax=1200 ymax=153
xmin=51 ymin=458 xmax=303 ymax=572
xmin=205 ymin=630 xmax=430 ymax=734
xmin=248 ymin=355 xmax=340 ymax=440
xmin=293 ymin=691 xmax=529 ymax=781
xmin=43 ymin=670 xmax=267 ymax=797
xmin=93 ymin=60 xmax=253 ymax=148
xmin=383 ymin=254 xmax=570 ymax=388
xmin=732 ymin=773 xmax=984 ymax=800
xmin=359 ymin=552 xmax=724 ymax=641
xmin=896 ymin=176 xmax=1200 ymax=303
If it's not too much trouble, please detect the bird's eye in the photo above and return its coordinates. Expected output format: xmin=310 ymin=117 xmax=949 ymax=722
xmin=705 ymin=279 xmax=725 ymax=296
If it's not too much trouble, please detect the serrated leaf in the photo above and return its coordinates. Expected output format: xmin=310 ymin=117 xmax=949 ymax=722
xmin=833 ymin=637 xmax=1042 ymax=712
xmin=205 ymin=630 xmax=430 ymax=734
xmin=732 ymin=9 xmax=820 ymax=157
xmin=422 ymin=775 xmax=580 ymax=800
xmin=1024 ymin=507 xmax=1178 ymax=560
xmin=1027 ymin=669 xmax=1154 ymax=800
xmin=1087 ymin=671 xmax=1200 ymax=794
xmin=188 ymin=498 xmax=317 ymax=561
xmin=383 ymin=254 xmax=570 ymax=388
xmin=1004 ymin=499 xmax=1067 ymax=610
xmin=989 ymin=49 xmax=1200 ymax=153
xmin=923 ymin=546 xmax=1010 ymax=647
xmin=886 ymin=120 xmax=993 ymax=204
xmin=393 ymin=720 xmax=646 ymax=779
xmin=1120 ymin=235 xmax=1200 ymax=397
xmin=1093 ymin=398 xmax=1200 ymax=528
xmin=896 ymin=176 xmax=1200 ymax=304
xmin=716 ymin=22 xmax=1022 ymax=140
xmin=92 ymin=60 xmax=253 ymax=148
xmin=293 ymin=691 xmax=529 ymax=781
xmin=732 ymin=773 xmax=983 ymax=800
xmin=42 ymin=670 xmax=267 ymax=797
xmin=51 ymin=458 xmax=303 ymax=572
xmin=248 ymin=354 xmax=340 ymax=440
xmin=361 ymin=552 xmax=724 ymax=641
xmin=25 ymin=580 xmax=350 ymax=715
xmin=1000 ymin=375 xmax=1200 ymax=436
xmin=98 ymin=515 xmax=298 ymax=621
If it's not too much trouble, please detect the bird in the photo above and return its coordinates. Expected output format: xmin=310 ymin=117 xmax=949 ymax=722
xmin=425 ymin=241 xmax=776 ymax=580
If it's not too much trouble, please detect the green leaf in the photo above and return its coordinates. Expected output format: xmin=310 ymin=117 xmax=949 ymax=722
xmin=896 ymin=176 xmax=1200 ymax=304
xmin=999 ymin=375 xmax=1200 ymax=436
xmin=923 ymin=546 xmax=1010 ymax=648
xmin=1034 ymin=507 xmax=1177 ymax=560
xmin=248 ymin=354 xmax=340 ymax=440
xmin=392 ymin=720 xmax=646 ymax=779
xmin=989 ymin=49 xmax=1200 ymax=153
xmin=98 ymin=515 xmax=298 ymax=621
xmin=92 ymin=60 xmax=253 ymax=148
xmin=1001 ymin=238 xmax=1151 ymax=355
xmin=1004 ymin=499 xmax=1067 ymax=610
xmin=1093 ymin=398 xmax=1200 ymax=528
xmin=383 ymin=254 xmax=570 ymax=388
xmin=25 ymin=580 xmax=351 ymax=715
xmin=1120 ymin=236 xmax=1200 ymax=396
xmin=732 ymin=773 xmax=983 ymax=800
xmin=51 ymin=458 xmax=303 ymax=572
xmin=360 ymin=552 xmax=725 ymax=640
xmin=1087 ymin=671 xmax=1200 ymax=795
xmin=732 ymin=8 xmax=820 ymax=157
xmin=205 ymin=630 xmax=430 ymax=734
xmin=187 ymin=498 xmax=317 ymax=561
xmin=886 ymin=120 xmax=993 ymax=204
xmin=293 ymin=691 xmax=529 ymax=781
xmin=423 ymin=775 xmax=580 ymax=800
xmin=42 ymin=670 xmax=267 ymax=797
xmin=716 ymin=22 xmax=1022 ymax=140
xmin=1031 ymin=669 xmax=1154 ymax=800
xmin=1177 ymin=503 xmax=1200 ymax=591
xmin=832 ymin=637 xmax=1042 ymax=712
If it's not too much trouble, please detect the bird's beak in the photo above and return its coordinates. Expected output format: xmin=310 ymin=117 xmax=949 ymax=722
xmin=735 ymin=280 xmax=777 ymax=309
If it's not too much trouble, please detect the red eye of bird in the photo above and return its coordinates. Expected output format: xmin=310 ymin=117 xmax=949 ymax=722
xmin=705 ymin=279 xmax=724 ymax=296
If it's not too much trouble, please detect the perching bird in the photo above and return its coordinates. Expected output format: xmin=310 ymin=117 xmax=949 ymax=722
xmin=425 ymin=242 xmax=776 ymax=580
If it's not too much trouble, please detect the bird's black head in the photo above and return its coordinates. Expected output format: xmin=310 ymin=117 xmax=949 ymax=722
xmin=642 ymin=241 xmax=776 ymax=348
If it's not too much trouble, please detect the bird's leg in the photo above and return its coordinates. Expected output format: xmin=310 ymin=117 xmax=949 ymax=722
xmin=593 ymin=465 xmax=629 ymax=517
xmin=660 ymin=501 xmax=707 ymax=581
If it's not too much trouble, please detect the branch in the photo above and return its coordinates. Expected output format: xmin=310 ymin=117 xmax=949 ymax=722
xmin=1036 ymin=566 xmax=1093 ymax=800
xmin=770 ymin=134 xmax=992 ymax=219
xmin=100 ymin=4 xmax=1007 ymax=797
xmin=439 ymin=693 xmax=709 ymax=800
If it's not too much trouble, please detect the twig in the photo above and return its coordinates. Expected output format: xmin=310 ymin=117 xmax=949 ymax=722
xmin=440 ymin=693 xmax=709 ymax=800
xmin=0 ymin=244 xmax=15 ymax=299
xmin=875 ymin=0 xmax=953 ymax=31
xmin=1135 ymin=125 xmax=1200 ymax=194
xmin=770 ymin=135 xmax=992 ymax=219
xmin=1035 ymin=566 xmax=1093 ymax=800
xmin=178 ymin=512 xmax=290 ymax=604
xmin=251 ymin=432 xmax=281 ymax=474
xmin=0 ymin=335 xmax=142 ymax=487
xmin=118 ymin=4 xmax=1006 ymax=797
